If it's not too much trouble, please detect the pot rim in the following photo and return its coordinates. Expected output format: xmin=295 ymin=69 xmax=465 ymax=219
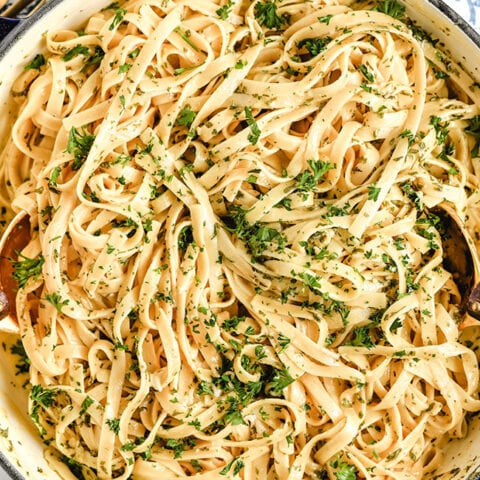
xmin=0 ymin=0 xmax=479 ymax=479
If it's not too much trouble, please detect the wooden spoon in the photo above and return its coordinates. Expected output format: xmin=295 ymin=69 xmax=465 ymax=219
xmin=433 ymin=202 xmax=480 ymax=329
xmin=0 ymin=211 xmax=30 ymax=334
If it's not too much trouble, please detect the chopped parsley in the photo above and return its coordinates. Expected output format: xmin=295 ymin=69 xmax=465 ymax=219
xmin=164 ymin=437 xmax=197 ymax=459
xmin=177 ymin=105 xmax=197 ymax=127
xmin=109 ymin=7 xmax=127 ymax=30
xmin=296 ymin=36 xmax=332 ymax=57
xmin=331 ymin=459 xmax=358 ymax=480
xmin=373 ymin=0 xmax=405 ymax=19
xmin=128 ymin=47 xmax=140 ymax=59
xmin=429 ymin=115 xmax=449 ymax=145
xmin=268 ymin=367 xmax=295 ymax=395
xmin=347 ymin=326 xmax=375 ymax=348
xmin=178 ymin=225 xmax=194 ymax=252
xmin=367 ymin=184 xmax=381 ymax=201
xmin=10 ymin=339 xmax=30 ymax=375
xmin=278 ymin=333 xmax=291 ymax=352
xmin=223 ymin=206 xmax=286 ymax=262
xmin=67 ymin=126 xmax=95 ymax=170
xmin=359 ymin=64 xmax=375 ymax=83
xmin=118 ymin=63 xmax=132 ymax=73
xmin=44 ymin=292 xmax=69 ymax=313
xmin=25 ymin=54 xmax=46 ymax=71
xmin=465 ymin=115 xmax=480 ymax=157
xmin=79 ymin=396 xmax=94 ymax=415
xmin=244 ymin=106 xmax=261 ymax=145
xmin=318 ymin=14 xmax=333 ymax=25
xmin=84 ymin=46 xmax=105 ymax=68
xmin=174 ymin=27 xmax=199 ymax=51
xmin=295 ymin=159 xmax=333 ymax=192
xmin=61 ymin=45 xmax=90 ymax=62
xmin=401 ymin=181 xmax=423 ymax=210
xmin=216 ymin=0 xmax=234 ymax=19
xmin=48 ymin=166 xmax=62 ymax=190
xmin=399 ymin=128 xmax=415 ymax=147
xmin=31 ymin=384 xmax=56 ymax=407
xmin=220 ymin=458 xmax=245 ymax=476
xmin=106 ymin=418 xmax=120 ymax=434
xmin=254 ymin=1 xmax=288 ymax=30
xmin=174 ymin=63 xmax=204 ymax=76
xmin=11 ymin=253 xmax=44 ymax=288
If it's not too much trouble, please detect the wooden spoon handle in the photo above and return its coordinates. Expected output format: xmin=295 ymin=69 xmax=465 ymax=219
xmin=0 ymin=211 xmax=30 ymax=331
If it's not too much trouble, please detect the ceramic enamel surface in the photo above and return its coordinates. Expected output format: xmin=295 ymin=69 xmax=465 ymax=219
xmin=0 ymin=1 xmax=480 ymax=479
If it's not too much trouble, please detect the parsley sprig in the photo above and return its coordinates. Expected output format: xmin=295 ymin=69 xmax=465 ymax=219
xmin=25 ymin=54 xmax=46 ymax=71
xmin=177 ymin=105 xmax=197 ymax=128
xmin=223 ymin=206 xmax=286 ymax=262
xmin=109 ymin=7 xmax=127 ymax=30
xmin=10 ymin=340 xmax=30 ymax=375
xmin=11 ymin=253 xmax=44 ymax=289
xmin=254 ymin=1 xmax=288 ymax=30
xmin=61 ymin=45 xmax=89 ymax=62
xmin=330 ymin=458 xmax=358 ymax=480
xmin=44 ymin=292 xmax=69 ymax=313
xmin=465 ymin=115 xmax=480 ymax=157
xmin=67 ymin=127 xmax=96 ymax=170
xmin=373 ymin=0 xmax=405 ymax=19
xmin=295 ymin=159 xmax=334 ymax=192
xmin=217 ymin=0 xmax=234 ymax=19
xmin=30 ymin=384 xmax=57 ymax=436
xmin=429 ymin=115 xmax=449 ymax=145
xmin=244 ymin=106 xmax=261 ymax=145
xmin=296 ymin=36 xmax=332 ymax=58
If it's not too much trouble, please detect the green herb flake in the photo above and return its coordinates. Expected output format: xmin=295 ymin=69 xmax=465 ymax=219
xmin=332 ymin=460 xmax=358 ymax=480
xmin=10 ymin=339 xmax=30 ymax=375
xmin=367 ymin=184 xmax=381 ymax=201
xmin=79 ymin=396 xmax=94 ymax=415
xmin=220 ymin=458 xmax=245 ymax=476
xmin=268 ymin=367 xmax=295 ymax=395
xmin=25 ymin=54 xmax=46 ymax=71
xmin=217 ymin=0 xmax=234 ymax=19
xmin=318 ymin=14 xmax=333 ymax=24
xmin=44 ymin=292 xmax=69 ymax=313
xmin=254 ymin=1 xmax=288 ymax=30
xmin=61 ymin=45 xmax=90 ymax=62
xmin=465 ymin=115 xmax=480 ymax=157
xmin=359 ymin=64 xmax=375 ymax=83
xmin=348 ymin=326 xmax=375 ymax=348
xmin=178 ymin=225 xmax=193 ymax=252
xmin=373 ymin=0 xmax=405 ymax=19
xmin=119 ymin=63 xmax=132 ymax=73
xmin=109 ymin=8 xmax=127 ymax=30
xmin=295 ymin=159 xmax=333 ymax=192
xmin=177 ymin=105 xmax=197 ymax=127
xmin=174 ymin=27 xmax=199 ymax=51
xmin=296 ymin=36 xmax=332 ymax=57
xmin=399 ymin=129 xmax=415 ymax=147
xmin=85 ymin=46 xmax=105 ymax=69
xmin=106 ymin=418 xmax=120 ymax=434
xmin=30 ymin=384 xmax=56 ymax=408
xmin=48 ymin=166 xmax=62 ymax=189
xmin=67 ymin=127 xmax=95 ymax=170
xmin=244 ymin=106 xmax=261 ymax=145
xmin=12 ymin=253 xmax=44 ymax=289
xmin=429 ymin=115 xmax=449 ymax=145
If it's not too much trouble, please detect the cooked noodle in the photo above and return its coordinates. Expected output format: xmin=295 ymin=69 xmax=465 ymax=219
xmin=1 ymin=0 xmax=480 ymax=478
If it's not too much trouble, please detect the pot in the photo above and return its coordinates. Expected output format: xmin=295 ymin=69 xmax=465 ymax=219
xmin=0 ymin=0 xmax=480 ymax=478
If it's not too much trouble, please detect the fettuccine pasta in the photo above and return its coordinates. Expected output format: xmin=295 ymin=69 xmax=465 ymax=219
xmin=1 ymin=0 xmax=480 ymax=478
